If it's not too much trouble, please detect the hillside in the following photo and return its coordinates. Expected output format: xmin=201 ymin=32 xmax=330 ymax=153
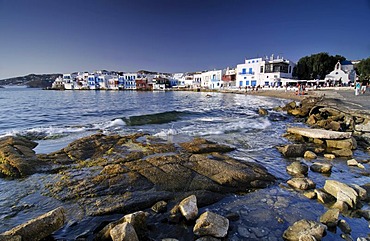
xmin=0 ymin=74 xmax=61 ymax=88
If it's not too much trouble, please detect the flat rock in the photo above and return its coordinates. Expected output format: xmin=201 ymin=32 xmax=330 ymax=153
xmin=286 ymin=161 xmax=308 ymax=177
xmin=310 ymin=162 xmax=332 ymax=173
xmin=2 ymin=207 xmax=65 ymax=241
xmin=287 ymin=178 xmax=316 ymax=190
xmin=323 ymin=180 xmax=358 ymax=209
xmin=287 ymin=127 xmax=351 ymax=140
xmin=319 ymin=209 xmax=339 ymax=228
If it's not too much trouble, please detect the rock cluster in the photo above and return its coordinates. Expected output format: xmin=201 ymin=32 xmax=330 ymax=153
xmin=0 ymin=134 xmax=274 ymax=240
xmin=280 ymin=97 xmax=370 ymax=241
xmin=95 ymin=195 xmax=229 ymax=241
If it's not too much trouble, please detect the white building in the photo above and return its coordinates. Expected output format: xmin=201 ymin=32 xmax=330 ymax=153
xmin=63 ymin=73 xmax=77 ymax=90
xmin=201 ymin=69 xmax=224 ymax=89
xmin=236 ymin=55 xmax=296 ymax=88
xmin=324 ymin=61 xmax=356 ymax=85
xmin=193 ymin=73 xmax=203 ymax=88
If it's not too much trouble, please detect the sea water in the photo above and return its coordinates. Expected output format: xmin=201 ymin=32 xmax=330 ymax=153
xmin=0 ymin=86 xmax=369 ymax=240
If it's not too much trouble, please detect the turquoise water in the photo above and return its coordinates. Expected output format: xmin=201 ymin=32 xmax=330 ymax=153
xmin=0 ymin=86 xmax=369 ymax=240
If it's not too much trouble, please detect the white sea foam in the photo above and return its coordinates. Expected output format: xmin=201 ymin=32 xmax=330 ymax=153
xmin=106 ymin=119 xmax=126 ymax=128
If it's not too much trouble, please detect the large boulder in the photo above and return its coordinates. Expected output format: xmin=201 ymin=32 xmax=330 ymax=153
xmin=282 ymin=219 xmax=326 ymax=241
xmin=193 ymin=211 xmax=229 ymax=238
xmin=323 ymin=180 xmax=359 ymax=209
xmin=1 ymin=207 xmax=65 ymax=241
xmin=319 ymin=209 xmax=339 ymax=228
xmin=0 ymin=136 xmax=42 ymax=177
xmin=45 ymin=134 xmax=275 ymax=217
xmin=326 ymin=138 xmax=356 ymax=150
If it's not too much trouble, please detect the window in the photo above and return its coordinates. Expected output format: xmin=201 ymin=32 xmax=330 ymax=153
xmin=249 ymin=68 xmax=253 ymax=74
xmin=242 ymin=68 xmax=246 ymax=74
xmin=244 ymin=77 xmax=246 ymax=79
xmin=246 ymin=81 xmax=250 ymax=86
xmin=252 ymin=60 xmax=255 ymax=63
xmin=289 ymin=66 xmax=292 ymax=73
xmin=266 ymin=76 xmax=269 ymax=78
xmin=265 ymin=81 xmax=269 ymax=86
xmin=251 ymin=80 xmax=257 ymax=86
xmin=239 ymin=81 xmax=243 ymax=86
xmin=260 ymin=66 xmax=264 ymax=73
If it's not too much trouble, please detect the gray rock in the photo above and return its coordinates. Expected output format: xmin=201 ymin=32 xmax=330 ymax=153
xmin=330 ymin=148 xmax=353 ymax=157
xmin=356 ymin=210 xmax=370 ymax=220
xmin=193 ymin=211 xmax=229 ymax=238
xmin=315 ymin=189 xmax=336 ymax=204
xmin=338 ymin=219 xmax=351 ymax=234
xmin=2 ymin=207 xmax=65 ymax=241
xmin=110 ymin=222 xmax=139 ymax=241
xmin=319 ymin=209 xmax=339 ymax=228
xmin=278 ymin=144 xmax=307 ymax=158
xmin=324 ymin=180 xmax=358 ymax=209
xmin=310 ymin=162 xmax=332 ymax=173
xmin=355 ymin=119 xmax=370 ymax=132
xmin=287 ymin=178 xmax=316 ymax=190
xmin=304 ymin=151 xmax=317 ymax=159
xmin=151 ymin=200 xmax=167 ymax=213
xmin=351 ymin=184 xmax=367 ymax=201
xmin=286 ymin=162 xmax=309 ymax=177
xmin=326 ymin=139 xmax=356 ymax=150
xmin=282 ymin=219 xmax=326 ymax=241
xmin=179 ymin=195 xmax=198 ymax=221
xmin=287 ymin=127 xmax=352 ymax=139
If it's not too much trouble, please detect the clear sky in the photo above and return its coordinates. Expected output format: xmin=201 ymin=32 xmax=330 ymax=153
xmin=0 ymin=0 xmax=369 ymax=79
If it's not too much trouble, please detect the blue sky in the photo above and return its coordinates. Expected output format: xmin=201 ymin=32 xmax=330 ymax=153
xmin=0 ymin=0 xmax=369 ymax=79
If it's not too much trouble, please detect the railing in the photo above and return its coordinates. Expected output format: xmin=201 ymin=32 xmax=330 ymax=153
xmin=238 ymin=72 xmax=255 ymax=75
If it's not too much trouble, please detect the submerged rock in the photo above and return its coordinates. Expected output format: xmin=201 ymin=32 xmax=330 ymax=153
xmin=286 ymin=161 xmax=308 ymax=177
xmin=277 ymin=144 xmax=307 ymax=158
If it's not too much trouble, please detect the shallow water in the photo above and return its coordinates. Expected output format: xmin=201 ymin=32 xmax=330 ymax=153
xmin=0 ymin=87 xmax=369 ymax=240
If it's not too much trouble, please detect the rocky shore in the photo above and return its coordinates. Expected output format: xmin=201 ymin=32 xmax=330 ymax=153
xmin=1 ymin=91 xmax=370 ymax=240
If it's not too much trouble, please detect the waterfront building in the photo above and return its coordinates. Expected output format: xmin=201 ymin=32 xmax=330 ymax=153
xmin=324 ymin=60 xmax=356 ymax=86
xmin=119 ymin=73 xmax=137 ymax=90
xmin=63 ymin=73 xmax=77 ymax=90
xmin=222 ymin=67 xmax=236 ymax=88
xmin=107 ymin=75 xmax=119 ymax=90
xmin=87 ymin=74 xmax=98 ymax=90
xmin=201 ymin=69 xmax=224 ymax=89
xmin=193 ymin=72 xmax=203 ymax=88
xmin=236 ymin=55 xmax=296 ymax=88
xmin=51 ymin=76 xmax=64 ymax=89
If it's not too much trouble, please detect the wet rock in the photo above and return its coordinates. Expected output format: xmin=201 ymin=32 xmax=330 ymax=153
xmin=310 ymin=162 xmax=332 ymax=174
xmin=277 ymin=144 xmax=307 ymax=158
xmin=2 ymin=207 xmax=65 ymax=241
xmin=355 ymin=119 xmax=370 ymax=132
xmin=179 ymin=138 xmax=235 ymax=154
xmin=347 ymin=159 xmax=359 ymax=166
xmin=0 ymin=136 xmax=43 ymax=177
xmin=193 ymin=211 xmax=229 ymax=238
xmin=286 ymin=161 xmax=308 ymax=177
xmin=315 ymin=189 xmax=336 ymax=204
xmin=287 ymin=178 xmax=315 ymax=190
xmin=331 ymin=201 xmax=349 ymax=213
xmin=351 ymin=184 xmax=367 ymax=201
xmin=330 ymin=148 xmax=353 ymax=157
xmin=326 ymin=139 xmax=356 ymax=150
xmin=324 ymin=154 xmax=336 ymax=159
xmin=319 ymin=209 xmax=339 ymax=228
xmin=356 ymin=210 xmax=370 ymax=220
xmin=0 ymin=235 xmax=21 ymax=241
xmin=151 ymin=200 xmax=167 ymax=213
xmin=95 ymin=211 xmax=148 ymax=241
xmin=179 ymin=195 xmax=198 ymax=221
xmin=304 ymin=190 xmax=317 ymax=199
xmin=304 ymin=151 xmax=317 ymax=159
xmin=282 ymin=219 xmax=326 ymax=241
xmin=287 ymin=127 xmax=352 ymax=140
xmin=338 ymin=219 xmax=351 ymax=234
xmin=258 ymin=108 xmax=268 ymax=116
xmin=324 ymin=180 xmax=358 ymax=209
xmin=110 ymin=222 xmax=139 ymax=241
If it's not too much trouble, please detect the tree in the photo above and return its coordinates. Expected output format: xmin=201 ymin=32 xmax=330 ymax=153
xmin=357 ymin=57 xmax=370 ymax=81
xmin=293 ymin=52 xmax=346 ymax=80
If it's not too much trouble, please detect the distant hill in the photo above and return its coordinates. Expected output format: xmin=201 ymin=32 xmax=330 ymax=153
xmin=0 ymin=73 xmax=61 ymax=88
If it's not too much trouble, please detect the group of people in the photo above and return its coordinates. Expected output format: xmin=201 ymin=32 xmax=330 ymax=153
xmin=355 ymin=79 xmax=369 ymax=95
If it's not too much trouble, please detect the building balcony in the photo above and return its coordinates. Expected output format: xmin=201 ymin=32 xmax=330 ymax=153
xmin=238 ymin=72 xmax=255 ymax=75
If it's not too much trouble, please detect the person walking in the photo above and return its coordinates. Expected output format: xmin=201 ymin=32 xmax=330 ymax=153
xmin=361 ymin=78 xmax=369 ymax=94
xmin=355 ymin=81 xmax=361 ymax=96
